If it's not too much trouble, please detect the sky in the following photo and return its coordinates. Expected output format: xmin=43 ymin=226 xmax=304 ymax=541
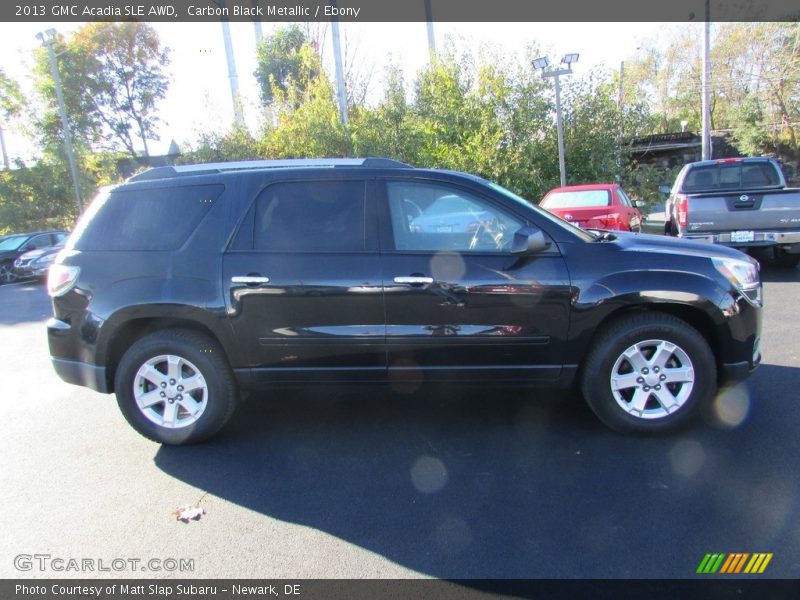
xmin=0 ymin=21 xmax=678 ymax=162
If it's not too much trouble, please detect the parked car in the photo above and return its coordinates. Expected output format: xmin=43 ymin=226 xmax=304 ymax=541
xmin=0 ymin=231 xmax=69 ymax=284
xmin=540 ymin=183 xmax=644 ymax=232
xmin=662 ymin=157 xmax=800 ymax=268
xmin=14 ymin=241 xmax=65 ymax=281
xmin=48 ymin=158 xmax=761 ymax=444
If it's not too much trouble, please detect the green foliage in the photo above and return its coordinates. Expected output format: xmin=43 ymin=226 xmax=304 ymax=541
xmin=622 ymin=23 xmax=800 ymax=159
xmin=262 ymin=76 xmax=351 ymax=158
xmin=0 ymin=153 xmax=119 ymax=233
xmin=0 ymin=68 xmax=23 ymax=120
xmin=178 ymin=126 xmax=261 ymax=164
xmin=622 ymin=163 xmax=682 ymax=210
xmin=255 ymin=25 xmax=321 ymax=107
xmin=731 ymin=96 xmax=772 ymax=157
xmin=34 ymin=23 xmax=170 ymax=159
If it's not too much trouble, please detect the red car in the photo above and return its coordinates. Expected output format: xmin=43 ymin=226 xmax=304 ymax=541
xmin=540 ymin=183 xmax=643 ymax=232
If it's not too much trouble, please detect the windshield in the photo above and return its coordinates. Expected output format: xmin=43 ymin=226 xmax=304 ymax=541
xmin=0 ymin=236 xmax=28 ymax=251
xmin=541 ymin=189 xmax=611 ymax=208
xmin=485 ymin=180 xmax=596 ymax=242
xmin=423 ymin=195 xmax=479 ymax=216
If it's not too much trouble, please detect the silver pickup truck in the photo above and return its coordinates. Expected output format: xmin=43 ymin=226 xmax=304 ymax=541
xmin=662 ymin=157 xmax=800 ymax=268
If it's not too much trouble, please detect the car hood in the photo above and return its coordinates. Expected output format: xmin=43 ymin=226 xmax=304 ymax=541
xmin=17 ymin=248 xmax=50 ymax=260
xmin=610 ymin=231 xmax=753 ymax=262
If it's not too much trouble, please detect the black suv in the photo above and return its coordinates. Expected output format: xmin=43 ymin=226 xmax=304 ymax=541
xmin=47 ymin=159 xmax=762 ymax=444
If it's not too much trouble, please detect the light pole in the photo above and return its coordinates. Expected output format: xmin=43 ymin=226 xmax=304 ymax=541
xmin=534 ymin=54 xmax=579 ymax=187
xmin=37 ymin=28 xmax=83 ymax=213
xmin=329 ymin=2 xmax=349 ymax=127
xmin=701 ymin=0 xmax=712 ymax=160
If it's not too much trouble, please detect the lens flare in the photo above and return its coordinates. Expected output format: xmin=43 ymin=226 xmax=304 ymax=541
xmin=410 ymin=455 xmax=448 ymax=494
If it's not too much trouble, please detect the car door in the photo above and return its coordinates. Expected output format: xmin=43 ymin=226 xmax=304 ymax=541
xmin=222 ymin=177 xmax=385 ymax=384
xmin=617 ymin=187 xmax=642 ymax=232
xmin=378 ymin=178 xmax=572 ymax=383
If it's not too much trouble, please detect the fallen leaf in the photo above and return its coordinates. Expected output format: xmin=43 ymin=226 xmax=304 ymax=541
xmin=173 ymin=505 xmax=206 ymax=523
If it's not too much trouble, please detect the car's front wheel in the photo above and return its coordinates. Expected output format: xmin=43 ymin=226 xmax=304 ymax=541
xmin=581 ymin=313 xmax=716 ymax=433
xmin=114 ymin=329 xmax=238 ymax=444
xmin=0 ymin=261 xmax=17 ymax=284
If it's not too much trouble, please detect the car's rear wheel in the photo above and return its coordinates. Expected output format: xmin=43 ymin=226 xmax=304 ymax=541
xmin=114 ymin=329 xmax=238 ymax=444
xmin=581 ymin=313 xmax=716 ymax=433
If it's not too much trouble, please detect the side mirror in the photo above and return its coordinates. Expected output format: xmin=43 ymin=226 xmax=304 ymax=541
xmin=511 ymin=226 xmax=550 ymax=255
xmin=634 ymin=200 xmax=645 ymax=209
xmin=658 ymin=185 xmax=671 ymax=197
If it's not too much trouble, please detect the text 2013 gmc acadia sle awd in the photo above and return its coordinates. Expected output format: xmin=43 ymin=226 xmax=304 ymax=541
xmin=47 ymin=159 xmax=762 ymax=444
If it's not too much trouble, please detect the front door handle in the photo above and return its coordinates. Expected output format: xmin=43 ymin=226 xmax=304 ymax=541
xmin=394 ymin=276 xmax=434 ymax=285
xmin=231 ymin=276 xmax=270 ymax=285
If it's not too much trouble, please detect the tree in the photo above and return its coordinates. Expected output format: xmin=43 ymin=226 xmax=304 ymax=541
xmin=76 ymin=22 xmax=170 ymax=157
xmin=621 ymin=23 xmax=800 ymax=160
xmin=255 ymin=25 xmax=320 ymax=107
xmin=33 ymin=23 xmax=170 ymax=159
xmin=0 ymin=68 xmax=22 ymax=121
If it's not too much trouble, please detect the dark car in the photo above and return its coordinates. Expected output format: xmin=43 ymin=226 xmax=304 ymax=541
xmin=47 ymin=159 xmax=762 ymax=445
xmin=0 ymin=231 xmax=69 ymax=283
xmin=14 ymin=241 xmax=66 ymax=281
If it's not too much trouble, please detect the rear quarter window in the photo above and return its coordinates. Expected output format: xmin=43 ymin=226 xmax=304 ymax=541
xmin=70 ymin=185 xmax=224 ymax=251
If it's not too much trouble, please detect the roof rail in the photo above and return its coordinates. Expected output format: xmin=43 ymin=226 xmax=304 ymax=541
xmin=128 ymin=157 xmax=411 ymax=182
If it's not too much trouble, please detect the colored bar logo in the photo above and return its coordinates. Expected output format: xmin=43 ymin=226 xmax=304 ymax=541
xmin=697 ymin=553 xmax=773 ymax=574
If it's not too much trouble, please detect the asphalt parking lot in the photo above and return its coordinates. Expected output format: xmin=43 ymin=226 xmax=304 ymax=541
xmin=1 ymin=265 xmax=799 ymax=580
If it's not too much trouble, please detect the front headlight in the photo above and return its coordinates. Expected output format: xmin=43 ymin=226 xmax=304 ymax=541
xmin=712 ymin=256 xmax=761 ymax=303
xmin=32 ymin=253 xmax=57 ymax=267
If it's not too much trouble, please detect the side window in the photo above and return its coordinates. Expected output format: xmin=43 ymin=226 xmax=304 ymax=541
xmin=254 ymin=180 xmax=365 ymax=252
xmin=385 ymin=181 xmax=522 ymax=253
xmin=28 ymin=235 xmax=51 ymax=249
xmin=54 ymin=233 xmax=68 ymax=244
xmin=72 ymin=184 xmax=223 ymax=251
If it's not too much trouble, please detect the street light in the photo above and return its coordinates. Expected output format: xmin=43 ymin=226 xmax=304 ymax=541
xmin=37 ymin=28 xmax=83 ymax=213
xmin=534 ymin=53 xmax=579 ymax=187
xmin=532 ymin=57 xmax=550 ymax=70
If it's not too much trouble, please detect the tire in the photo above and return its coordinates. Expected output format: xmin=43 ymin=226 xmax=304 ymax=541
xmin=114 ymin=329 xmax=238 ymax=445
xmin=773 ymin=250 xmax=800 ymax=269
xmin=580 ymin=313 xmax=716 ymax=433
xmin=0 ymin=261 xmax=17 ymax=284
xmin=668 ymin=220 xmax=679 ymax=237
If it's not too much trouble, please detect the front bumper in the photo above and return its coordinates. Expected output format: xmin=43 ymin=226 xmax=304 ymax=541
xmin=13 ymin=265 xmax=48 ymax=278
xmin=720 ymin=357 xmax=760 ymax=383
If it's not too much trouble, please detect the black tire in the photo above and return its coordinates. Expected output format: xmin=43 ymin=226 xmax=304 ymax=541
xmin=668 ymin=220 xmax=679 ymax=237
xmin=114 ymin=329 xmax=238 ymax=444
xmin=580 ymin=313 xmax=716 ymax=433
xmin=0 ymin=261 xmax=17 ymax=284
xmin=773 ymin=251 xmax=800 ymax=269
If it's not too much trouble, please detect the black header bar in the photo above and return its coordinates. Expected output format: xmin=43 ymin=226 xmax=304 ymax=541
xmin=3 ymin=0 xmax=799 ymax=23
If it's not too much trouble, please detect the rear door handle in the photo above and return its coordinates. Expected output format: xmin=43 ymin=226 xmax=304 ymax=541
xmin=231 ymin=276 xmax=270 ymax=285
xmin=394 ymin=276 xmax=434 ymax=285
